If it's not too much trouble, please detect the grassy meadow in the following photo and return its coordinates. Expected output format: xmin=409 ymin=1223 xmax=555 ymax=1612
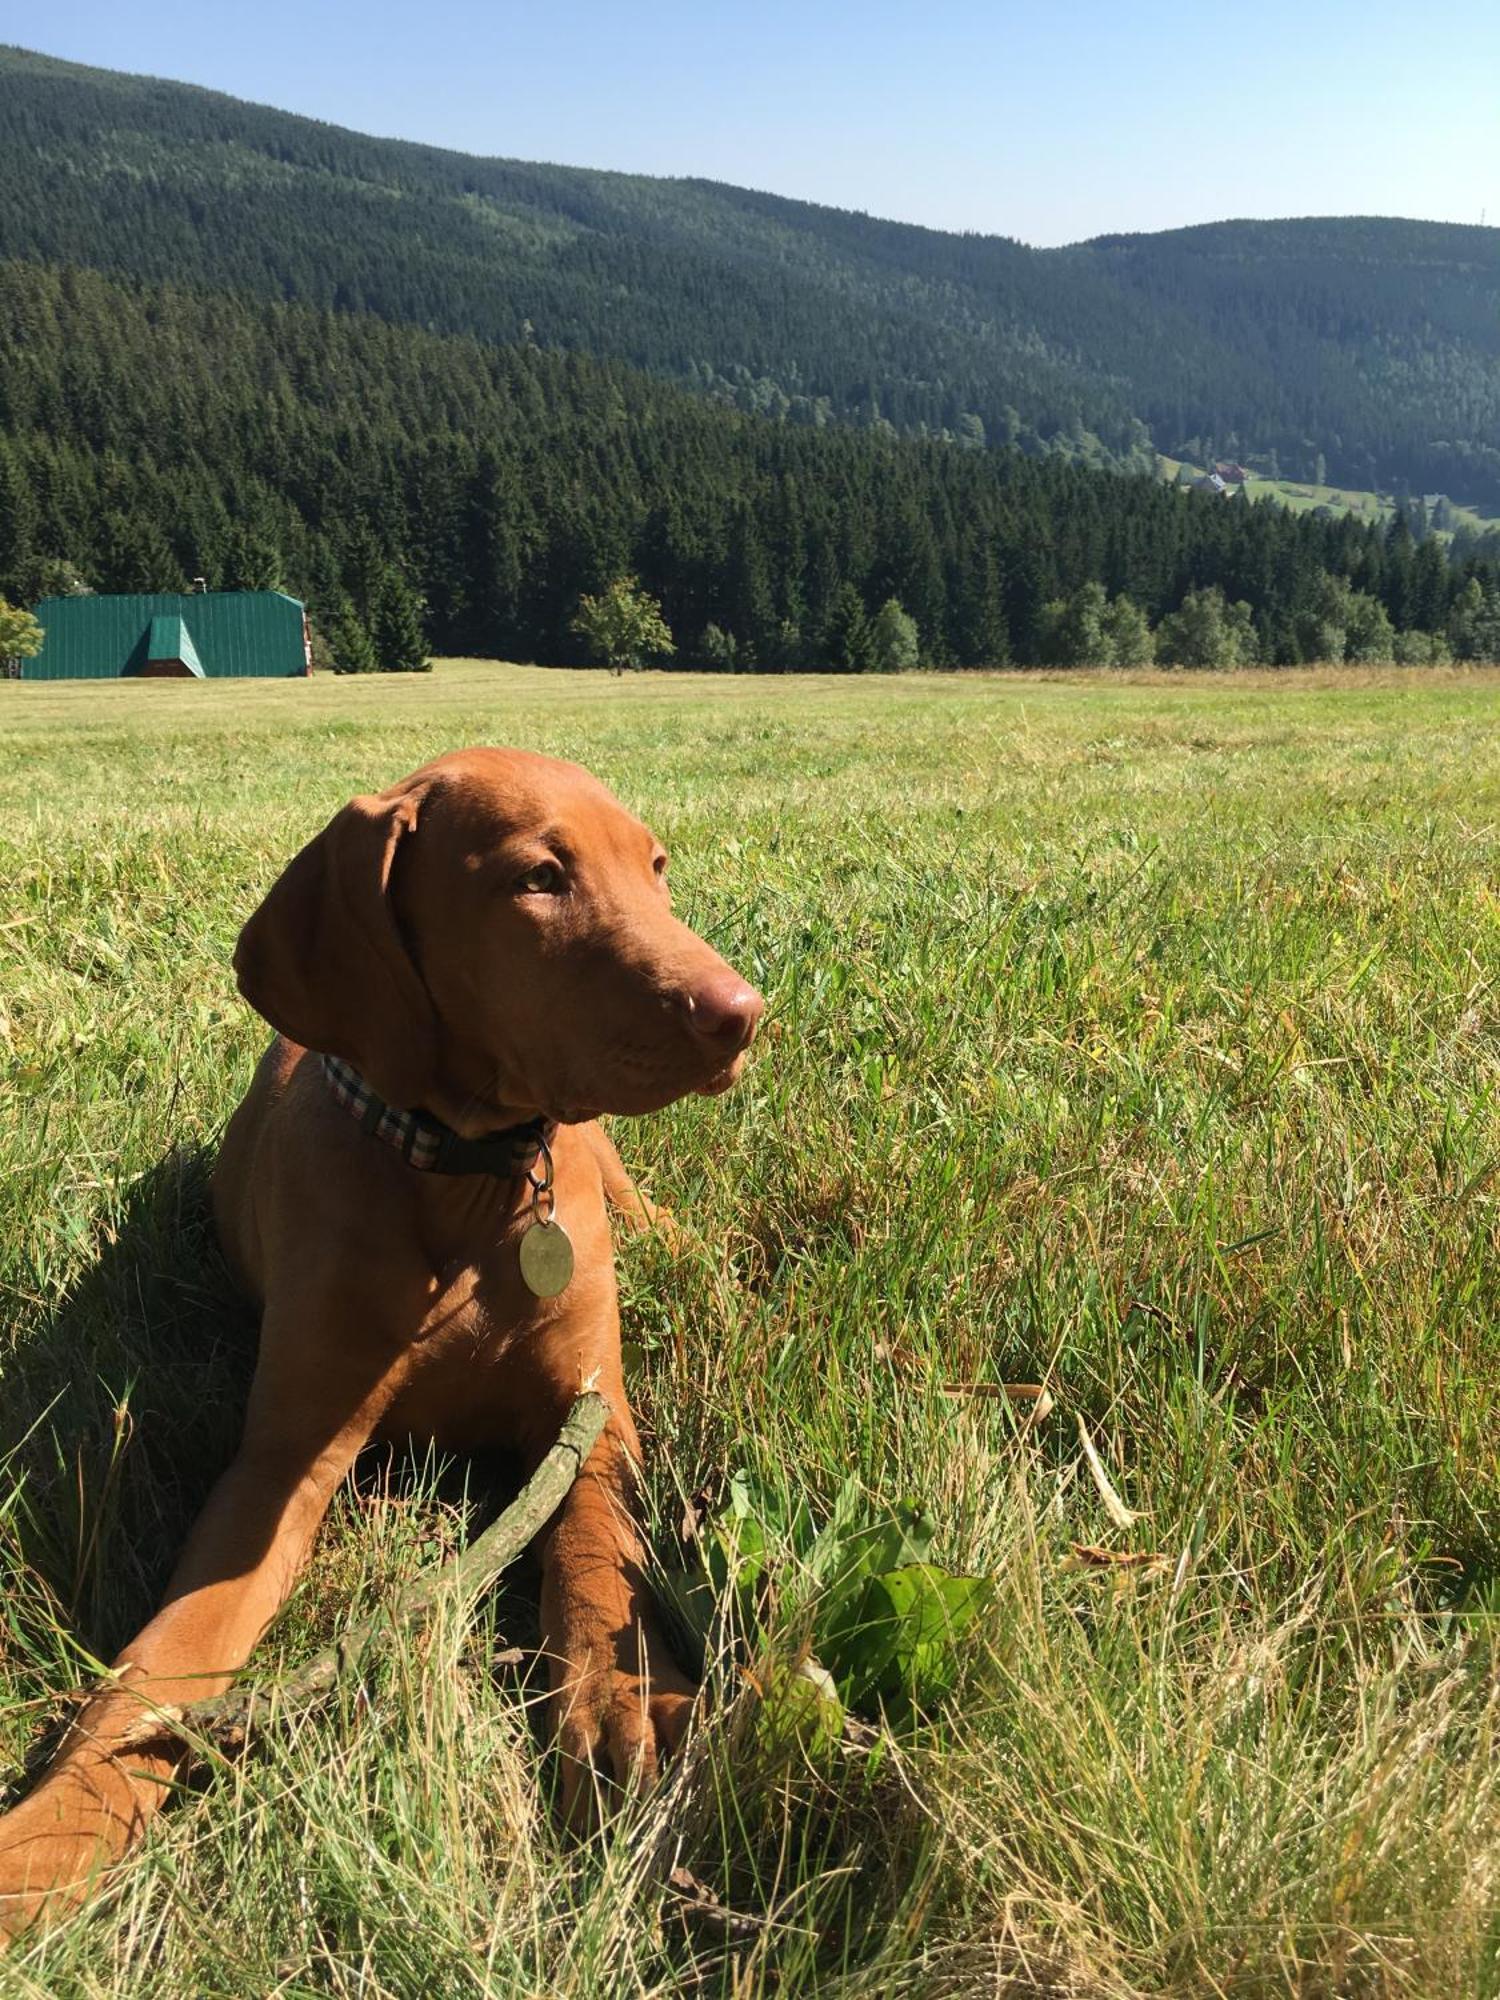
xmin=1 ymin=659 xmax=1498 ymax=1996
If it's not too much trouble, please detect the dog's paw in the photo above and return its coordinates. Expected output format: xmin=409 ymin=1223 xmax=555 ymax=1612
xmin=609 ymin=1193 xmax=686 ymax=1253
xmin=642 ymin=1204 xmax=685 ymax=1253
xmin=551 ymin=1650 xmax=696 ymax=1829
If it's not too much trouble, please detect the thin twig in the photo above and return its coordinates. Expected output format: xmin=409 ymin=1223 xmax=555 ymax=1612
xmin=116 ymin=1390 xmax=610 ymax=1756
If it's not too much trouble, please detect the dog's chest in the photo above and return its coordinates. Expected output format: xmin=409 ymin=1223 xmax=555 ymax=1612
xmin=423 ymin=1254 xmax=516 ymax=1349
xmin=372 ymin=1254 xmax=527 ymax=1435
xmin=375 ymin=1233 xmax=613 ymax=1453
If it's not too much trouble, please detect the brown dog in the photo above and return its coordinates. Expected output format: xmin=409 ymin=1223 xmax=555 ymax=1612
xmin=0 ymin=747 xmax=762 ymax=1935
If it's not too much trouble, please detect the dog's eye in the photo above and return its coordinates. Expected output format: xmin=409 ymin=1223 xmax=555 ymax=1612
xmin=652 ymin=852 xmax=669 ymax=879
xmin=515 ymin=861 xmax=566 ymax=895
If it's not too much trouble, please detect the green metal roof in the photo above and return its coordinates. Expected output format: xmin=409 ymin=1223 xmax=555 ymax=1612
xmin=24 ymin=591 xmax=309 ymax=680
xmin=145 ymin=614 xmax=204 ymax=676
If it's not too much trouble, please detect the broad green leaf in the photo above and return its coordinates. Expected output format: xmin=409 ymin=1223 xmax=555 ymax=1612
xmin=809 ymin=1495 xmax=937 ymax=1589
xmin=818 ymin=1563 xmax=993 ymax=1717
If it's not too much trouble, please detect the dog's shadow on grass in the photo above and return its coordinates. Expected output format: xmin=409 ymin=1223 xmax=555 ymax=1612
xmin=1 ymin=1146 xmax=256 ymax=1684
xmin=0 ymin=1145 xmax=540 ymax=1793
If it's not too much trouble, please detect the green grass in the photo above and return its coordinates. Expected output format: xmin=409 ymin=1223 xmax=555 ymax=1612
xmin=1 ymin=659 xmax=1498 ymax=1996
xmin=1238 ymin=476 xmax=1500 ymax=535
xmin=1243 ymin=474 xmax=1391 ymax=521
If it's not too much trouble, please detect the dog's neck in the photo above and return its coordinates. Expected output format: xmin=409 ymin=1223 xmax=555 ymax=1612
xmin=319 ymin=1055 xmax=555 ymax=1179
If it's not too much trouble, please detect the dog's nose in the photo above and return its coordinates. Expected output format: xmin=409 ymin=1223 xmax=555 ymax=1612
xmin=682 ymin=973 xmax=763 ymax=1054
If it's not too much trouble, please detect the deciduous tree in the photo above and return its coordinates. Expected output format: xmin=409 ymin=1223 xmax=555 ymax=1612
xmin=868 ymin=597 xmax=920 ymax=672
xmin=0 ymin=594 xmax=43 ymax=673
xmin=1101 ymin=593 xmax=1155 ymax=666
xmin=1157 ymin=585 xmax=1257 ymax=668
xmin=1038 ymin=582 xmax=1109 ymax=666
xmin=571 ymin=576 xmax=674 ymax=674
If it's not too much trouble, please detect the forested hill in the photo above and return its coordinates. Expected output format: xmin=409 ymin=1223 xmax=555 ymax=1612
xmin=4 ymin=45 xmax=1500 ymax=503
xmin=2 ymin=260 xmax=1492 ymax=672
xmin=1076 ymin=220 xmax=1500 ymax=503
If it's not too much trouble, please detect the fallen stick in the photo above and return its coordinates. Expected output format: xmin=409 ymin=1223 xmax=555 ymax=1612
xmin=116 ymin=1389 xmax=610 ymax=1756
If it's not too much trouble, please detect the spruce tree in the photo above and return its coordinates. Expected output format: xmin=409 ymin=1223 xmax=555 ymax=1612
xmin=824 ymin=583 xmax=872 ymax=671
xmin=726 ymin=507 xmax=777 ymax=665
xmin=325 ymin=595 xmax=380 ymax=674
xmin=99 ymin=513 xmax=186 ymax=595
xmin=0 ymin=257 xmax=1487 ymax=676
xmin=372 ymin=570 xmax=430 ymax=673
xmin=0 ymin=441 xmax=36 ymax=591
xmin=221 ymin=525 xmax=284 ymax=592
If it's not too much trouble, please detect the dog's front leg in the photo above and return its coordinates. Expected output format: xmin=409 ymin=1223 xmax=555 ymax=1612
xmin=532 ymin=1377 xmax=695 ymax=1825
xmin=581 ymin=1122 xmax=679 ymax=1247
xmin=0 ymin=1316 xmax=400 ymax=1939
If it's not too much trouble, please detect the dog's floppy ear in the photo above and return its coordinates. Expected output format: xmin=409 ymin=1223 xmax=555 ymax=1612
xmin=234 ymin=786 xmax=439 ymax=1110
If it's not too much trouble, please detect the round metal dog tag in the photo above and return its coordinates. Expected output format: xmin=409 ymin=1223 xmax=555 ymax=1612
xmin=519 ymin=1216 xmax=575 ymax=1299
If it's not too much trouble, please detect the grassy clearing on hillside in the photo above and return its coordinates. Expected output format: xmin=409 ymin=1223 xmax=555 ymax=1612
xmin=1 ymin=661 xmax=1498 ymax=1997
xmin=1157 ymin=454 xmax=1499 ymax=533
xmin=1158 ymin=455 xmax=1396 ymax=523
xmin=1240 ymin=477 xmax=1498 ymax=535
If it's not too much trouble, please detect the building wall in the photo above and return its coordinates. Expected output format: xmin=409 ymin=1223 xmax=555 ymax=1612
xmin=23 ymin=592 xmax=310 ymax=680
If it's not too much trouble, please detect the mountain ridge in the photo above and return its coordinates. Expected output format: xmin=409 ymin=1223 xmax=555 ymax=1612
xmin=2 ymin=44 xmax=1499 ymax=501
xmin=1 ymin=43 xmax=1480 ymax=252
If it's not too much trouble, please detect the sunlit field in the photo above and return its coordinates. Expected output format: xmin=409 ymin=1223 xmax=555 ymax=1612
xmin=2 ymin=660 xmax=1498 ymax=1997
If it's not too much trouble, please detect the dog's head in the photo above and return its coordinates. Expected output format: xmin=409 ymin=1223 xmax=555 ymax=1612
xmin=233 ymin=748 xmax=762 ymax=1130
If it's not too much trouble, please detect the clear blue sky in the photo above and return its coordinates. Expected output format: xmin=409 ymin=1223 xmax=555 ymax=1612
xmin=11 ymin=0 xmax=1500 ymax=244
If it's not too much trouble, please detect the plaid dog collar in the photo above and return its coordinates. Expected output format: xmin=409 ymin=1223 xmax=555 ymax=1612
xmin=319 ymin=1054 xmax=554 ymax=1179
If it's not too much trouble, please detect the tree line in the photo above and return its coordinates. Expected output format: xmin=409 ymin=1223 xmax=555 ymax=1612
xmin=1 ymin=261 xmax=1498 ymax=673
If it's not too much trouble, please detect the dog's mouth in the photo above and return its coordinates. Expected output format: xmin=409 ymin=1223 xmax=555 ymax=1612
xmin=552 ymin=1046 xmax=751 ymax=1124
xmin=691 ymin=1051 xmax=749 ymax=1097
